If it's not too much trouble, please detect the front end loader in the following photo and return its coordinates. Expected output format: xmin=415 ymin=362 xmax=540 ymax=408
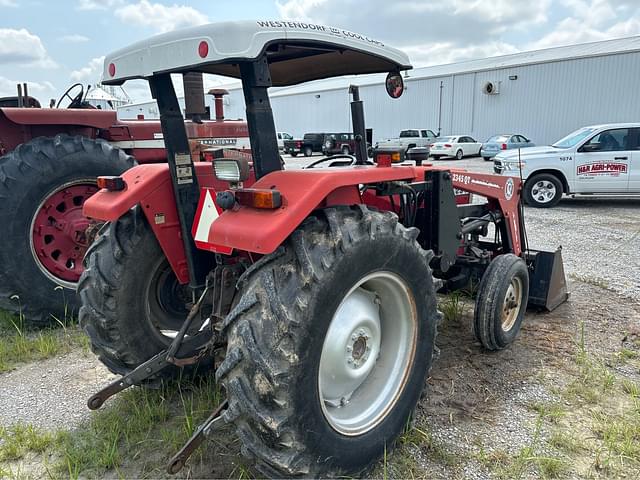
xmin=80 ymin=20 xmax=568 ymax=478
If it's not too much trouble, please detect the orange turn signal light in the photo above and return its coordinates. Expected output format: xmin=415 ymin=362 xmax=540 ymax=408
xmin=234 ymin=188 xmax=282 ymax=209
xmin=97 ymin=176 xmax=126 ymax=191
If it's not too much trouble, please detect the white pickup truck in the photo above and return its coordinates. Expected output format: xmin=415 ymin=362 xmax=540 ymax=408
xmin=494 ymin=123 xmax=640 ymax=207
xmin=376 ymin=128 xmax=439 ymax=152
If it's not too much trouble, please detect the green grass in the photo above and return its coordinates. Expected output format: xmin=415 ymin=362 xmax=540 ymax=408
xmin=0 ymin=308 xmax=88 ymax=373
xmin=0 ymin=423 xmax=57 ymax=462
xmin=55 ymin=374 xmax=225 ymax=478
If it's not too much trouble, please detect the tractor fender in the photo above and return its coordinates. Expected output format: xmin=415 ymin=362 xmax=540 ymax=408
xmin=84 ymin=162 xmax=218 ymax=284
xmin=205 ymin=166 xmax=420 ymax=254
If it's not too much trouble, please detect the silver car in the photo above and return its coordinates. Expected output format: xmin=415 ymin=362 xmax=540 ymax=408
xmin=481 ymin=134 xmax=535 ymax=161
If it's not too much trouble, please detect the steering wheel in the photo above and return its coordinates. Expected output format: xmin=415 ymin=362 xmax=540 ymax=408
xmin=304 ymin=154 xmax=373 ymax=169
xmin=56 ymin=83 xmax=85 ymax=109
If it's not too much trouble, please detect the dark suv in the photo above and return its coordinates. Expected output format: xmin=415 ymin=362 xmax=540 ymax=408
xmin=322 ymin=132 xmax=358 ymax=155
xmin=283 ymin=132 xmax=326 ymax=157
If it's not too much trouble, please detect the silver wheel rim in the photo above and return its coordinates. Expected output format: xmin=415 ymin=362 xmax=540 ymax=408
xmin=531 ymin=180 xmax=557 ymax=204
xmin=318 ymin=271 xmax=417 ymax=436
xmin=501 ymin=276 xmax=523 ymax=331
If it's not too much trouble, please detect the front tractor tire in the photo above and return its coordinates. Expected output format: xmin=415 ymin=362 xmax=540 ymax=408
xmin=0 ymin=135 xmax=135 ymax=326
xmin=473 ymin=254 xmax=529 ymax=350
xmin=216 ymin=206 xmax=439 ymax=477
xmin=78 ymin=207 xmax=213 ymax=379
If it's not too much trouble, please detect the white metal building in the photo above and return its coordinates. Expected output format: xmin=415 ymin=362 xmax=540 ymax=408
xmin=118 ymin=35 xmax=640 ymax=145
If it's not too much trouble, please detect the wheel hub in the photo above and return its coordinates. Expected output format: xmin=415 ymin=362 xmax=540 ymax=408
xmin=531 ymin=181 xmax=556 ymax=203
xmin=318 ymin=271 xmax=417 ymax=436
xmin=319 ymin=289 xmax=381 ymax=406
xmin=30 ymin=182 xmax=98 ymax=286
xmin=501 ymin=278 xmax=522 ymax=331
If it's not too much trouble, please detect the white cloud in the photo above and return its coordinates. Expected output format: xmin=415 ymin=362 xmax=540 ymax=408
xmin=114 ymin=0 xmax=208 ymax=33
xmin=0 ymin=75 xmax=55 ymax=98
xmin=531 ymin=0 xmax=640 ymax=49
xmin=70 ymin=56 xmax=105 ymax=82
xmin=402 ymin=41 xmax=520 ymax=67
xmin=59 ymin=34 xmax=90 ymax=43
xmin=0 ymin=28 xmax=56 ymax=68
xmin=77 ymin=0 xmax=124 ymax=10
xmin=0 ymin=0 xmax=18 ymax=6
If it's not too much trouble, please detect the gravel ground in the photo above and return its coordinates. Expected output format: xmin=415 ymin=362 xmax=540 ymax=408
xmin=0 ymin=350 xmax=116 ymax=431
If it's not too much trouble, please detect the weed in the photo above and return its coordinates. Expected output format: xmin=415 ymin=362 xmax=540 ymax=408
xmin=439 ymin=292 xmax=467 ymax=324
xmin=549 ymin=430 xmax=584 ymax=454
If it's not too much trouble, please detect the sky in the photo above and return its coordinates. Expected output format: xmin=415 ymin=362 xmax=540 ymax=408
xmin=1 ymin=0 xmax=639 ymax=103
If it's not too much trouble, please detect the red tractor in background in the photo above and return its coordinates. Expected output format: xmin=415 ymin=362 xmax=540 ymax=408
xmin=79 ymin=21 xmax=568 ymax=478
xmin=0 ymin=76 xmax=248 ymax=325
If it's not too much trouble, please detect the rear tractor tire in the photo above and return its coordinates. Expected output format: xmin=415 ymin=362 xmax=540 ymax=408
xmin=0 ymin=134 xmax=135 ymax=326
xmin=216 ymin=206 xmax=440 ymax=477
xmin=473 ymin=253 xmax=529 ymax=350
xmin=78 ymin=207 xmax=213 ymax=379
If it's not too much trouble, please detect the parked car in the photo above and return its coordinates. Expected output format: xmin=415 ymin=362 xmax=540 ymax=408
xmin=481 ymin=134 xmax=535 ymax=161
xmin=277 ymin=131 xmax=293 ymax=151
xmin=376 ymin=128 xmax=438 ymax=153
xmin=494 ymin=123 xmax=640 ymax=207
xmin=322 ymin=132 xmax=372 ymax=155
xmin=283 ymin=132 xmax=326 ymax=156
xmin=430 ymin=135 xmax=482 ymax=160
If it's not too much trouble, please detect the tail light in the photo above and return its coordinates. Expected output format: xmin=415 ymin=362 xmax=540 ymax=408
xmin=97 ymin=176 xmax=126 ymax=191
xmin=235 ymin=188 xmax=282 ymax=209
xmin=444 ymin=144 xmax=452 ymax=148
xmin=296 ymin=141 xmax=302 ymax=148
xmin=501 ymin=143 xmax=507 ymax=150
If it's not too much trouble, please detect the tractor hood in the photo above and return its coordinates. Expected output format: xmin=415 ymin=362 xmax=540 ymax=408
xmin=0 ymin=107 xmax=116 ymax=129
xmin=102 ymin=20 xmax=412 ymax=87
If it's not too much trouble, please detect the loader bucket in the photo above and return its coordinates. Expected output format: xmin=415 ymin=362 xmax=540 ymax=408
xmin=526 ymin=248 xmax=569 ymax=311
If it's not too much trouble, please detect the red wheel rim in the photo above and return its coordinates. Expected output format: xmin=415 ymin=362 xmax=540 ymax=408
xmin=31 ymin=183 xmax=98 ymax=284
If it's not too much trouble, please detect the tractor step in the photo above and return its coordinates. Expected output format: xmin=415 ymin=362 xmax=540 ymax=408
xmin=167 ymin=399 xmax=228 ymax=474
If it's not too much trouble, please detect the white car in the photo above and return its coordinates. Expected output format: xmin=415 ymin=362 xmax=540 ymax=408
xmin=494 ymin=123 xmax=640 ymax=207
xmin=430 ymin=135 xmax=482 ymax=160
xmin=276 ymin=131 xmax=293 ymax=151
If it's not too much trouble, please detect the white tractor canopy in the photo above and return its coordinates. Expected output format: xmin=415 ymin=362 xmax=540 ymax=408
xmin=101 ymin=20 xmax=412 ymax=87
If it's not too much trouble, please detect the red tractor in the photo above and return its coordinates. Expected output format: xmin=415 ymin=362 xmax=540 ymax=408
xmin=0 ymin=77 xmax=248 ymax=325
xmin=80 ymin=21 xmax=568 ymax=478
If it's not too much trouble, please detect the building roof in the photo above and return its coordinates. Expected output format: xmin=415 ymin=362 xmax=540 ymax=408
xmin=266 ymin=34 xmax=640 ymax=96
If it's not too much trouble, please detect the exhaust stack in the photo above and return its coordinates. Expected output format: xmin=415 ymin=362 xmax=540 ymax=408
xmin=183 ymin=72 xmax=207 ymax=123
xmin=208 ymin=88 xmax=229 ymax=121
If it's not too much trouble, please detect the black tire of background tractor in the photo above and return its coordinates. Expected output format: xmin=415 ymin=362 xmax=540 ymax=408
xmin=0 ymin=134 xmax=135 ymax=326
xmin=523 ymin=173 xmax=563 ymax=208
xmin=216 ymin=206 xmax=439 ymax=478
xmin=455 ymin=149 xmax=463 ymax=160
xmin=78 ymin=206 xmax=214 ymax=379
xmin=303 ymin=146 xmax=313 ymax=157
xmin=473 ymin=253 xmax=529 ymax=351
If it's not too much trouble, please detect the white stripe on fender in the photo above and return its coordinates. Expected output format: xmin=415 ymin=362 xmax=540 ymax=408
xmin=192 ymin=188 xmax=233 ymax=255
xmin=194 ymin=190 xmax=219 ymax=242
xmin=109 ymin=137 xmax=251 ymax=150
